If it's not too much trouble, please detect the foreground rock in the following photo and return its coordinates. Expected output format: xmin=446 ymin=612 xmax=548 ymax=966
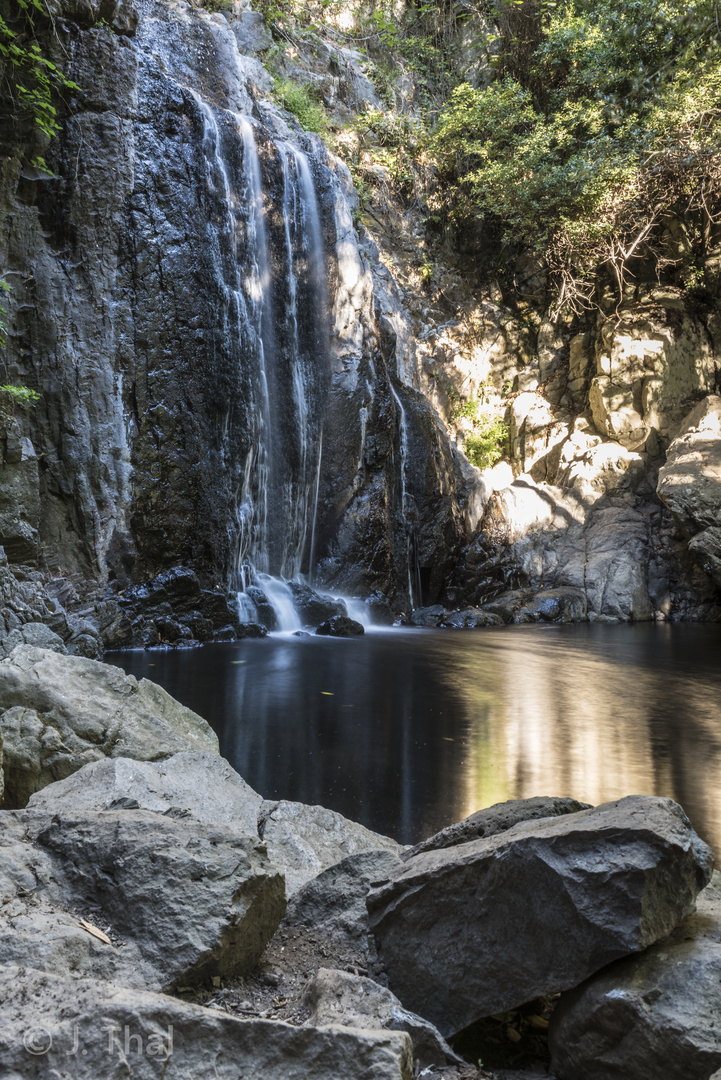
xmin=404 ymin=796 xmax=591 ymax=858
xmin=0 ymin=646 xmax=218 ymax=807
xmin=0 ymin=966 xmax=413 ymax=1079
xmin=286 ymin=849 xmax=403 ymax=963
xmin=304 ymin=968 xmax=463 ymax=1069
xmin=260 ymin=799 xmax=404 ymax=895
xmin=0 ymin=809 xmax=285 ymax=990
xmin=367 ymin=796 xmax=714 ymax=1036
xmin=549 ymin=871 xmax=721 ymax=1080
xmin=27 ymin=752 xmax=262 ymax=836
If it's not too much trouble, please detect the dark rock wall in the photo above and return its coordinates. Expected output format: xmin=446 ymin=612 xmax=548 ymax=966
xmin=0 ymin=0 xmax=465 ymax=610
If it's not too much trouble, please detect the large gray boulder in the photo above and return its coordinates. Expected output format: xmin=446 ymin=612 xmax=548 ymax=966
xmin=304 ymin=968 xmax=463 ymax=1069
xmin=27 ymin=752 xmax=263 ymax=836
xmin=0 ymin=808 xmax=285 ymax=991
xmin=0 ymin=965 xmax=413 ymax=1079
xmin=403 ymin=796 xmax=591 ymax=858
xmin=367 ymin=796 xmax=714 ymax=1037
xmin=259 ymin=799 xmax=404 ymax=896
xmin=549 ymin=871 xmax=721 ymax=1080
xmin=0 ymin=646 xmax=219 ymax=807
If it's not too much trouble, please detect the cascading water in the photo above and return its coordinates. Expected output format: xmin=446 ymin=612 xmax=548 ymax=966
xmin=194 ymin=95 xmax=332 ymax=630
xmin=391 ymin=385 xmax=422 ymax=610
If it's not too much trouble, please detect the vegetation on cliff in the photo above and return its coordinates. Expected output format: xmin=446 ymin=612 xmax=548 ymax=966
xmin=432 ymin=0 xmax=721 ymax=313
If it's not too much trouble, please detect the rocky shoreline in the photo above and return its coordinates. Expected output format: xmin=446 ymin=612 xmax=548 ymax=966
xmin=0 ymin=644 xmax=718 ymax=1078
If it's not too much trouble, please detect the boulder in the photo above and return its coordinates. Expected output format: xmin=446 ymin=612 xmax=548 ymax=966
xmin=304 ymin=968 xmax=463 ymax=1069
xmin=315 ymin=615 xmax=364 ymax=637
xmin=403 ymin=796 xmax=591 ymax=859
xmin=549 ymin=871 xmax=721 ymax=1080
xmin=26 ymin=752 xmax=263 ymax=835
xmin=0 ymin=965 xmax=413 ymax=1079
xmin=409 ymin=605 xmax=444 ymax=627
xmin=259 ymin=800 xmax=404 ymax=896
xmin=0 ymin=646 xmax=218 ymax=807
xmin=438 ymin=608 xmax=503 ymax=628
xmin=0 ymin=621 xmax=67 ymax=657
xmin=288 ymin=582 xmax=347 ymax=627
xmin=0 ymin=808 xmax=285 ymax=991
xmin=367 ymin=796 xmax=714 ymax=1037
xmin=286 ymin=848 xmax=403 ymax=960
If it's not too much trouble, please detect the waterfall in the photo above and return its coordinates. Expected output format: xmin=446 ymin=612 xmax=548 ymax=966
xmin=193 ymin=94 xmax=332 ymax=630
xmin=391 ymin=384 xmax=422 ymax=610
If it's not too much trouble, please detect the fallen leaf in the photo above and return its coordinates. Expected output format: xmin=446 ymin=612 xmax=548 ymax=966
xmin=527 ymin=1015 xmax=549 ymax=1031
xmin=79 ymin=918 xmax=112 ymax=945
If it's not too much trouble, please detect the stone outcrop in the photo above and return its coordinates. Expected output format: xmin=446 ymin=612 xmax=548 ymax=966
xmin=259 ymin=799 xmax=404 ymax=896
xmin=657 ymin=395 xmax=721 ymax=588
xmin=367 ymin=796 xmax=714 ymax=1037
xmin=304 ymin=967 xmax=463 ymax=1069
xmin=0 ymin=646 xmax=218 ymax=807
xmin=403 ymin=795 xmax=590 ymax=858
xmin=549 ymin=871 xmax=721 ymax=1080
xmin=0 ymin=808 xmax=285 ymax=991
xmin=0 ymin=966 xmax=413 ymax=1079
xmin=26 ymin=752 xmax=262 ymax=836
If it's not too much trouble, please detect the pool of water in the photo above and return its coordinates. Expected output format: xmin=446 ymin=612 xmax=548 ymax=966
xmin=107 ymin=623 xmax=721 ymax=854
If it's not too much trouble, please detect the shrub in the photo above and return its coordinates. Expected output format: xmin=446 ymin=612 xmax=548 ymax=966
xmin=273 ymin=78 xmax=327 ymax=132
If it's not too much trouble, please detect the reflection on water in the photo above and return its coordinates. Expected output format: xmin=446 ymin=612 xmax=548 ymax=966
xmin=107 ymin=623 xmax=721 ymax=854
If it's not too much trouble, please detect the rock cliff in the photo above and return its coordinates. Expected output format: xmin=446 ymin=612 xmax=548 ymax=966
xmin=0 ymin=0 xmax=719 ymax=630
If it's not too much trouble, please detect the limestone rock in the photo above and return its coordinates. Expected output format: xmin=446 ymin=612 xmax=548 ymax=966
xmin=657 ymin=395 xmax=721 ymax=534
xmin=0 ymin=965 xmax=413 ymax=1079
xmin=403 ymin=796 xmax=591 ymax=859
xmin=657 ymin=395 xmax=721 ymax=588
xmin=259 ymin=799 xmax=403 ymax=896
xmin=315 ymin=615 xmax=364 ymax=637
xmin=0 ymin=808 xmax=285 ymax=991
xmin=549 ymin=872 xmax=721 ymax=1080
xmin=0 ymin=646 xmax=218 ymax=807
xmin=367 ymin=796 xmax=714 ymax=1037
xmin=0 ymin=621 xmax=67 ymax=657
xmin=304 ymin=968 xmax=463 ymax=1069
xmin=688 ymin=525 xmax=721 ymax=589
xmin=26 ymin=752 xmax=263 ymax=835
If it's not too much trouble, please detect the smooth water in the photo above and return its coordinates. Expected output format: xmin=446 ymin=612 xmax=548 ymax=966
xmin=108 ymin=623 xmax=721 ymax=854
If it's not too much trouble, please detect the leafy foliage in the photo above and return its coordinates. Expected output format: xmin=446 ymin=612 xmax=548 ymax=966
xmin=0 ymin=0 xmax=80 ymax=169
xmin=464 ymin=414 xmax=508 ymax=470
xmin=432 ymin=0 xmax=721 ymax=312
xmin=273 ymin=77 xmax=327 ymax=131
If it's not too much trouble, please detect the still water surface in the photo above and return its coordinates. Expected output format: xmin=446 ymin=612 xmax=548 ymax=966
xmin=108 ymin=623 xmax=721 ymax=854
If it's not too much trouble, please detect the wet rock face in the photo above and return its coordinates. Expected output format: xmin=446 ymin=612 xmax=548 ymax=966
xmin=0 ymin=0 xmax=465 ymax=612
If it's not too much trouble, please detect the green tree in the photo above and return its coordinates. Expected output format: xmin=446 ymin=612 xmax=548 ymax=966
xmin=432 ymin=0 xmax=721 ymax=312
